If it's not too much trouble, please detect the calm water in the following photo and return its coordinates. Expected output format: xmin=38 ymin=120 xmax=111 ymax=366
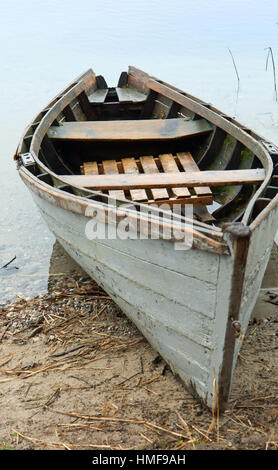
xmin=1 ymin=0 xmax=278 ymax=302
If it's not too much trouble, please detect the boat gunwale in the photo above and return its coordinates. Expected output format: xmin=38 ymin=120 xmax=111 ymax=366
xmin=15 ymin=67 xmax=277 ymax=237
xmin=18 ymin=165 xmax=229 ymax=255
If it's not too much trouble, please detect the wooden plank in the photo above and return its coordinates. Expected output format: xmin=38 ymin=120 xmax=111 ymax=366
xmin=87 ymin=89 xmax=108 ymax=103
xmin=70 ymin=100 xmax=87 ymax=121
xmin=78 ymin=91 xmax=96 ymax=120
xmin=82 ymin=162 xmax=99 ymax=175
xmin=47 ymin=118 xmax=213 ymax=142
xmin=61 ymin=169 xmax=265 ymax=190
xmin=121 ymin=158 xmax=148 ymax=201
xmin=141 ymin=195 xmax=213 ymax=206
xmin=177 ymin=152 xmax=212 ymax=197
xmin=140 ymin=156 xmax=169 ymax=200
xmin=63 ymin=105 xmax=76 ymax=121
xmin=102 ymin=160 xmax=125 ymax=200
xmin=140 ymin=89 xmax=157 ymax=118
xmin=116 ymin=87 xmax=146 ymax=103
xmin=159 ymin=153 xmax=190 ymax=198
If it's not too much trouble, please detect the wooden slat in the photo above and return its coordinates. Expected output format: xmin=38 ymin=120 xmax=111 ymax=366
xmin=62 ymin=169 xmax=265 ymax=190
xmin=140 ymin=156 xmax=169 ymax=200
xmin=159 ymin=154 xmax=190 ymax=198
xmin=63 ymin=105 xmax=76 ymax=121
xmin=87 ymin=89 xmax=108 ymax=103
xmin=177 ymin=152 xmax=212 ymax=196
xmin=102 ymin=160 xmax=125 ymax=199
xmin=141 ymin=195 xmax=213 ymax=206
xmin=82 ymin=162 xmax=99 ymax=175
xmin=121 ymin=158 xmax=148 ymax=201
xmin=47 ymin=118 xmax=213 ymax=142
xmin=116 ymin=87 xmax=146 ymax=103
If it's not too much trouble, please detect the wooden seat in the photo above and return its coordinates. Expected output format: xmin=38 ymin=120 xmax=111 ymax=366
xmin=87 ymin=89 xmax=108 ymax=103
xmin=87 ymin=87 xmax=146 ymax=104
xmin=65 ymin=160 xmax=265 ymax=207
xmin=115 ymin=87 xmax=146 ymax=103
xmin=80 ymin=153 xmax=214 ymax=206
xmin=47 ymin=118 xmax=213 ymax=142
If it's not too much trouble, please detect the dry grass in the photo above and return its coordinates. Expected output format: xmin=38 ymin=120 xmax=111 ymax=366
xmin=1 ymin=274 xmax=278 ymax=450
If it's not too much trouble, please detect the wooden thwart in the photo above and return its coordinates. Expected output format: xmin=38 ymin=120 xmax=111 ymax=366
xmin=47 ymin=118 xmax=213 ymax=141
xmin=65 ymin=168 xmax=265 ymax=190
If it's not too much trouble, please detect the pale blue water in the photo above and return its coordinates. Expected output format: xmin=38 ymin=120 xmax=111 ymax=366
xmin=1 ymin=0 xmax=278 ymax=302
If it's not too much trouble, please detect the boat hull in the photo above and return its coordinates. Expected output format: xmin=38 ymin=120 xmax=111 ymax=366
xmin=15 ymin=66 xmax=278 ymax=410
xmin=21 ymin=173 xmax=263 ymax=410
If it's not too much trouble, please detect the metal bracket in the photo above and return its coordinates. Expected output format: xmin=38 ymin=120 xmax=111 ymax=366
xmin=261 ymin=141 xmax=278 ymax=155
xmin=20 ymin=152 xmax=35 ymax=167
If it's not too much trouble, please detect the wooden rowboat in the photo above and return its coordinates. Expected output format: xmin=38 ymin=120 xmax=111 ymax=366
xmin=14 ymin=66 xmax=278 ymax=410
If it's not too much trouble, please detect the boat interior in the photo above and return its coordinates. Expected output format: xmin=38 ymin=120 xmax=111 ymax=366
xmin=16 ymin=67 xmax=278 ymax=229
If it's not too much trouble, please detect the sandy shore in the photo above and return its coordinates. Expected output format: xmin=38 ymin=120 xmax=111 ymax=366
xmin=0 ymin=242 xmax=278 ymax=450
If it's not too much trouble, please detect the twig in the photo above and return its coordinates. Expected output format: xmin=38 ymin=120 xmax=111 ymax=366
xmin=12 ymin=428 xmax=125 ymax=450
xmin=50 ymin=345 xmax=86 ymax=358
xmin=28 ymin=326 xmax=44 ymax=339
xmin=1 ymin=256 xmax=17 ymax=269
xmin=228 ymin=48 xmax=240 ymax=82
xmin=69 ymin=375 xmax=94 ymax=387
xmin=265 ymin=46 xmax=278 ymax=102
xmin=117 ymin=372 xmax=140 ymax=385
xmin=228 ymin=48 xmax=240 ymax=114
xmin=0 ymin=322 xmax=11 ymax=343
xmin=176 ymin=411 xmax=195 ymax=449
xmin=139 ymin=432 xmax=155 ymax=444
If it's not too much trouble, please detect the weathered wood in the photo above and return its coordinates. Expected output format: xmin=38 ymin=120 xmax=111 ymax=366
xmin=140 ymin=89 xmax=157 ymax=118
xmin=159 ymin=154 xmax=191 ymax=198
xmin=166 ymin=101 xmax=180 ymax=118
xmin=140 ymin=195 xmax=213 ymax=206
xmin=70 ymin=99 xmax=87 ymax=121
xmin=102 ymin=160 xmax=125 ymax=199
xmin=121 ymin=158 xmax=148 ymax=201
xmin=177 ymin=152 xmax=212 ymax=197
xmin=78 ymin=91 xmax=96 ymax=120
xmin=116 ymin=87 xmax=146 ymax=103
xmin=82 ymin=161 xmax=99 ymax=175
xmin=88 ymin=89 xmax=108 ymax=103
xmin=96 ymin=75 xmax=108 ymax=89
xmin=30 ymin=70 xmax=96 ymax=157
xmin=265 ymin=185 xmax=278 ymax=198
xmin=146 ymin=78 xmax=273 ymax=224
xmin=63 ymin=105 xmax=76 ymax=121
xmin=62 ymin=169 xmax=265 ymax=190
xmin=117 ymin=71 xmax=128 ymax=87
xmin=80 ymin=154 xmax=211 ymax=205
xmin=47 ymin=118 xmax=212 ymax=142
xmin=140 ymin=155 xmax=169 ymax=200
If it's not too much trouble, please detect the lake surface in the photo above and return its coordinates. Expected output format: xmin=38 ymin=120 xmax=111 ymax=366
xmin=1 ymin=0 xmax=278 ymax=303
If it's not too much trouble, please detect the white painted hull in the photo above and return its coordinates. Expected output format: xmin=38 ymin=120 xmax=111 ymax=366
xmin=15 ymin=66 xmax=278 ymax=410
xmin=27 ymin=186 xmax=276 ymax=410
